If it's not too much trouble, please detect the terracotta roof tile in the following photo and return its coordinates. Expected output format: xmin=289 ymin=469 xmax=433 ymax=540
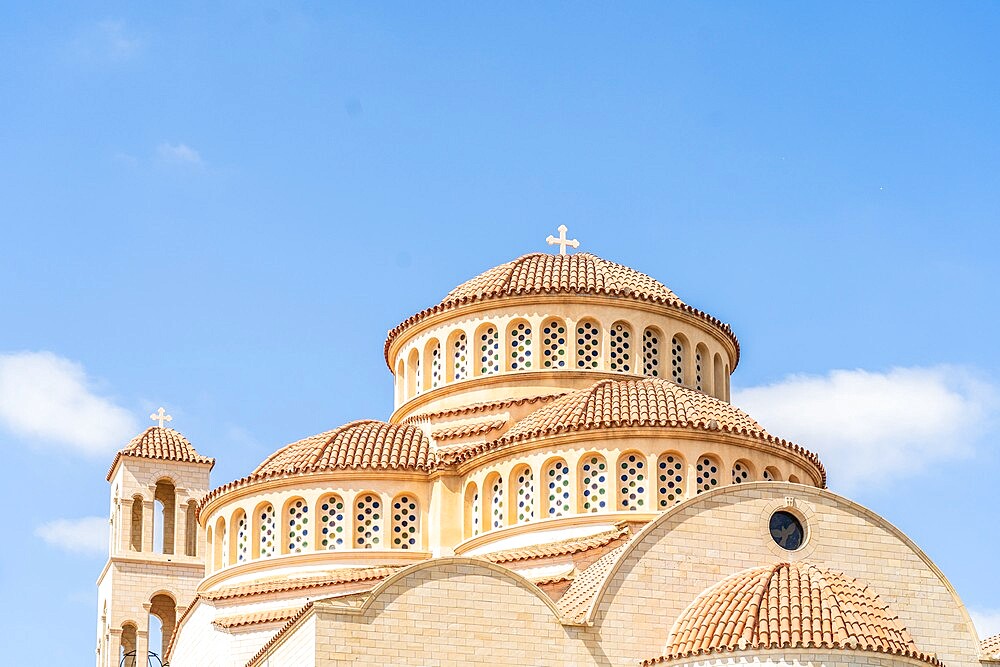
xmin=984 ymin=633 xmax=1000 ymax=659
xmin=200 ymin=566 xmax=401 ymax=601
xmin=556 ymin=544 xmax=627 ymax=623
xmin=431 ymin=419 xmax=507 ymax=441
xmin=201 ymin=421 xmax=433 ymax=509
xmin=213 ymin=606 xmax=303 ymax=630
xmin=106 ymin=427 xmax=213 ymax=480
xmin=453 ymin=377 xmax=826 ymax=486
xmin=402 ymin=392 xmax=568 ymax=424
xmin=385 ymin=252 xmax=740 ymax=370
xmin=244 ymin=602 xmax=315 ymax=667
xmin=481 ymin=526 xmax=629 ymax=564
xmin=643 ymin=562 xmax=941 ymax=666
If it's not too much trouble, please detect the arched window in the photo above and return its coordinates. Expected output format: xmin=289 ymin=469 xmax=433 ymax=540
xmin=406 ymin=349 xmax=419 ymax=398
xmin=732 ymin=460 xmax=754 ymax=484
xmin=643 ymin=327 xmax=662 ymax=377
xmin=576 ymin=319 xmax=601 ymax=369
xmin=130 ymin=494 xmax=143 ymax=552
xmin=449 ymin=331 xmax=468 ymax=381
xmin=486 ymin=473 xmax=504 ymax=530
xmin=185 ymin=500 xmax=198 ymax=556
xmin=319 ymin=494 xmax=347 ymax=550
xmin=617 ymin=452 xmax=647 ymax=510
xmin=609 ymin=321 xmax=633 ymax=372
xmin=671 ymin=335 xmax=686 ymax=385
xmin=724 ymin=363 xmax=731 ymax=400
xmin=464 ymin=482 xmax=480 ymax=538
xmin=713 ymin=353 xmax=725 ymax=399
xmin=153 ymin=479 xmax=176 ymax=555
xmin=543 ymin=459 xmax=571 ymax=518
xmin=391 ymin=494 xmax=419 ymax=549
xmin=763 ymin=466 xmax=781 ymax=481
xmin=512 ymin=465 xmax=535 ymax=523
xmin=541 ymin=318 xmax=568 ymax=369
xmin=354 ymin=492 xmax=382 ymax=548
xmin=395 ymin=359 xmax=405 ymax=405
xmin=120 ymin=623 xmax=137 ymax=664
xmin=425 ymin=339 xmax=442 ymax=390
xmin=476 ymin=324 xmax=500 ymax=375
xmin=254 ymin=503 xmax=276 ymax=559
xmin=657 ymin=453 xmax=685 ymax=508
xmin=506 ymin=320 xmax=533 ymax=370
xmin=213 ymin=517 xmax=226 ymax=569
xmin=579 ymin=453 xmax=609 ymax=512
xmin=696 ymin=455 xmax=721 ymax=494
xmin=231 ymin=510 xmax=248 ymax=564
xmin=284 ymin=497 xmax=309 ymax=554
xmin=695 ymin=344 xmax=710 ymax=392
xmin=149 ymin=593 xmax=177 ymax=658
xmin=787 ymin=474 xmax=801 ymax=484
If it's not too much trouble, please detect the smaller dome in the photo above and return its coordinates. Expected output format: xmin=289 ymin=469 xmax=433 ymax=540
xmin=106 ymin=426 xmax=213 ymax=480
xmin=652 ymin=562 xmax=939 ymax=664
xmin=252 ymin=420 xmax=433 ymax=477
xmin=983 ymin=634 xmax=1000 ymax=660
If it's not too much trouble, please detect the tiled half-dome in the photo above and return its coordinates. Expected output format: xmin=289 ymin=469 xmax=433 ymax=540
xmin=385 ymin=252 xmax=739 ymax=368
xmin=645 ymin=562 xmax=940 ymax=665
xmin=106 ymin=426 xmax=214 ymax=480
xmin=252 ymin=420 xmax=433 ymax=476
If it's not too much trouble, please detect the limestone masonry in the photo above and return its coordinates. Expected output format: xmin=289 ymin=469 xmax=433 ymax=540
xmin=96 ymin=247 xmax=999 ymax=666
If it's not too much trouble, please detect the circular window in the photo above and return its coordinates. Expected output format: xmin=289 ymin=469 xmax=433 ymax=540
xmin=769 ymin=510 xmax=805 ymax=551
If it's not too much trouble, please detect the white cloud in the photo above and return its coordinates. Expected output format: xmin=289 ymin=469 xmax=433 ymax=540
xmin=971 ymin=608 xmax=1000 ymax=640
xmin=35 ymin=517 xmax=108 ymax=556
xmin=72 ymin=19 xmax=142 ymax=63
xmin=0 ymin=351 xmax=137 ymax=456
xmin=156 ymin=142 xmax=204 ymax=167
xmin=733 ymin=366 xmax=997 ymax=492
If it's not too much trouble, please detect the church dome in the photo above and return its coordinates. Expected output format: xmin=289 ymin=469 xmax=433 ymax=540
xmin=983 ymin=634 xmax=1000 ymax=660
xmin=384 ymin=252 xmax=739 ymax=369
xmin=646 ymin=562 xmax=941 ymax=665
xmin=251 ymin=420 xmax=434 ymax=477
xmin=106 ymin=426 xmax=214 ymax=480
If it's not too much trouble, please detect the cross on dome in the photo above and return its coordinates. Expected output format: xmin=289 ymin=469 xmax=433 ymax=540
xmin=150 ymin=407 xmax=173 ymax=428
xmin=546 ymin=225 xmax=580 ymax=255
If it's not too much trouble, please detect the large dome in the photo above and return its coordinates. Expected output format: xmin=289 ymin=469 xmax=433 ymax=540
xmin=647 ymin=562 xmax=939 ymax=665
xmin=385 ymin=252 xmax=739 ymax=368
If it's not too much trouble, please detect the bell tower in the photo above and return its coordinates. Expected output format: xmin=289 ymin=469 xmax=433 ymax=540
xmin=96 ymin=410 xmax=214 ymax=667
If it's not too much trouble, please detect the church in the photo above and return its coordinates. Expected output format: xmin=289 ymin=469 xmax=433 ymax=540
xmin=96 ymin=228 xmax=999 ymax=666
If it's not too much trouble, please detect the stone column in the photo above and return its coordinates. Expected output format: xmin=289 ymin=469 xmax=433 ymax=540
xmin=106 ymin=629 xmax=121 ymax=667
xmin=119 ymin=498 xmax=132 ymax=554
xmin=173 ymin=492 xmax=187 ymax=559
xmin=134 ymin=629 xmax=149 ymax=667
xmin=142 ymin=500 xmax=155 ymax=553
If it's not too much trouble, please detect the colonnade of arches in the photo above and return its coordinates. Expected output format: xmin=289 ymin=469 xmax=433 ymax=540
xmin=395 ymin=316 xmax=731 ymax=404
xmin=206 ymin=490 xmax=423 ymax=572
xmin=462 ymin=451 xmax=799 ymax=539
xmin=105 ymin=592 xmax=176 ymax=667
xmin=116 ymin=479 xmax=198 ymax=557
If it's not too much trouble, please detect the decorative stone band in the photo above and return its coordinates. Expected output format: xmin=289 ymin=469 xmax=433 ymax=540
xmin=383 ymin=252 xmax=741 ymax=371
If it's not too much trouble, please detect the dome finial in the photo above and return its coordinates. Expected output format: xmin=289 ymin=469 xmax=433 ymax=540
xmin=150 ymin=406 xmax=172 ymax=428
xmin=546 ymin=224 xmax=580 ymax=255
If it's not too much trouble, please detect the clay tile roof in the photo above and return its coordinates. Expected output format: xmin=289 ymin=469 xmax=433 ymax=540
xmin=984 ymin=634 xmax=1000 ymax=659
xmin=201 ymin=421 xmax=433 ymax=510
xmin=212 ymin=606 xmax=303 ymax=630
xmin=644 ymin=562 xmax=942 ymax=666
xmin=200 ymin=566 xmax=401 ymax=601
xmin=106 ymin=426 xmax=214 ymax=481
xmin=456 ymin=377 xmax=825 ymax=486
xmin=556 ymin=544 xmax=627 ymax=623
xmin=431 ymin=419 xmax=507 ymax=441
xmin=481 ymin=525 xmax=629 ymax=564
xmin=384 ymin=252 xmax=740 ymax=369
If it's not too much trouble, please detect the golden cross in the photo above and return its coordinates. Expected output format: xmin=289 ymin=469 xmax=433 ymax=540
xmin=546 ymin=225 xmax=579 ymax=255
xmin=150 ymin=407 xmax=172 ymax=428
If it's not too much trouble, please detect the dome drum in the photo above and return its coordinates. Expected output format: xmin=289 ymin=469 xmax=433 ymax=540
xmin=389 ymin=297 xmax=736 ymax=421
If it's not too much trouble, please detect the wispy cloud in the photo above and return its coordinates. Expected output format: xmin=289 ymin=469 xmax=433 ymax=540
xmin=156 ymin=142 xmax=204 ymax=167
xmin=71 ymin=19 xmax=142 ymax=63
xmin=733 ymin=366 xmax=997 ymax=492
xmin=0 ymin=351 xmax=137 ymax=456
xmin=35 ymin=517 xmax=108 ymax=556
xmin=971 ymin=608 xmax=1000 ymax=640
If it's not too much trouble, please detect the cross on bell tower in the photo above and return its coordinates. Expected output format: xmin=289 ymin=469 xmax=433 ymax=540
xmin=150 ymin=407 xmax=172 ymax=428
xmin=546 ymin=225 xmax=580 ymax=255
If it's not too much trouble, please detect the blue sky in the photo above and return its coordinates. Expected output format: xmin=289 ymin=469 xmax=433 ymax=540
xmin=2 ymin=3 xmax=999 ymax=663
